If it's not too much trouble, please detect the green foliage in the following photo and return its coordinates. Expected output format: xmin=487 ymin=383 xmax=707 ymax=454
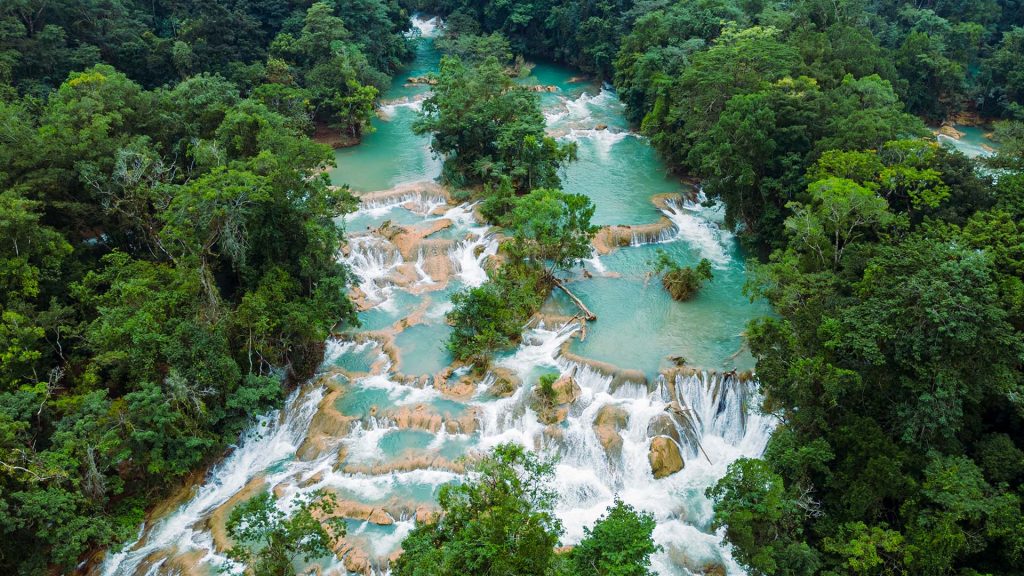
xmin=504 ymin=188 xmax=598 ymax=274
xmin=0 ymin=25 xmax=362 ymax=569
xmin=392 ymin=443 xmax=563 ymax=576
xmin=446 ymin=264 xmax=546 ymax=364
xmin=535 ymin=373 xmax=558 ymax=407
xmin=651 ymin=251 xmax=713 ymax=301
xmin=708 ymin=458 xmax=820 ymax=576
xmin=394 ymin=444 xmax=661 ymax=576
xmin=226 ymin=491 xmax=344 ymax=576
xmin=447 ymin=187 xmax=596 ymax=364
xmin=414 ymin=4 xmax=1024 ymax=576
xmin=568 ymin=498 xmax=661 ymax=576
xmin=413 ymin=55 xmax=576 ymax=193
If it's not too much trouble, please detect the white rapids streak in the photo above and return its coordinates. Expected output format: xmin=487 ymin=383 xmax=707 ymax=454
xmin=100 ymin=387 xmax=325 ymax=576
xmin=450 ymin=228 xmax=498 ymax=287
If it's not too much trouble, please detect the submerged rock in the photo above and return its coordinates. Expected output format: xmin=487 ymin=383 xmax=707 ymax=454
xmin=649 ymin=436 xmax=684 ymax=478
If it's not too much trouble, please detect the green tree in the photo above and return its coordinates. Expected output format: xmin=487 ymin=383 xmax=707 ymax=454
xmin=505 ymin=188 xmax=598 ymax=275
xmin=784 ymin=177 xmax=894 ymax=271
xmin=568 ymin=498 xmax=661 ymax=576
xmin=392 ymin=443 xmax=563 ymax=576
xmin=709 ymin=458 xmax=820 ymax=576
xmin=413 ymin=55 xmax=575 ymax=193
xmin=226 ymin=491 xmax=344 ymax=576
xmin=650 ymin=251 xmax=713 ymax=301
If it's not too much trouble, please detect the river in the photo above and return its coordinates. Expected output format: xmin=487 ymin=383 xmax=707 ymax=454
xmin=98 ymin=16 xmax=775 ymax=576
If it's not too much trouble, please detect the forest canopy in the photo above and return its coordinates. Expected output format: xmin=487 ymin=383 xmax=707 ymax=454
xmin=0 ymin=0 xmax=417 ymax=571
xmin=409 ymin=0 xmax=1024 ymax=575
xmin=2 ymin=0 xmax=1024 ymax=574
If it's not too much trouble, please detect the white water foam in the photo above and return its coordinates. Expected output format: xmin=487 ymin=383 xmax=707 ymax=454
xmin=656 ymin=196 xmax=734 ymax=269
xmin=449 ymin=229 xmax=498 ymax=287
xmin=409 ymin=15 xmax=440 ymax=38
xmin=100 ymin=387 xmax=325 ymax=576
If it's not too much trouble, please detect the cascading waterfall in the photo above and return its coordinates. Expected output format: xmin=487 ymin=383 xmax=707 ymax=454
xmin=449 ymin=229 xmax=498 ymax=287
xmin=97 ymin=14 xmax=773 ymax=576
xmin=344 ymin=237 xmax=403 ymax=303
xmin=657 ymin=196 xmax=733 ymax=268
xmin=100 ymin=387 xmax=326 ymax=576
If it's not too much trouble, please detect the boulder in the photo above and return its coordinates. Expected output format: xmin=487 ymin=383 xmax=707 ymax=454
xmin=646 ymin=413 xmax=681 ymax=445
xmin=487 ymin=366 xmax=521 ymax=398
xmin=552 ymin=375 xmax=581 ymax=405
xmin=648 ymin=436 xmax=684 ymax=478
xmin=595 ymin=123 xmax=608 ymax=130
xmin=938 ymin=124 xmax=964 ymax=139
xmin=593 ymin=404 xmax=629 ymax=457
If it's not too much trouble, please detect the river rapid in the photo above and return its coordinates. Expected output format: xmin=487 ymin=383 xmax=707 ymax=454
xmin=98 ymin=16 xmax=776 ymax=576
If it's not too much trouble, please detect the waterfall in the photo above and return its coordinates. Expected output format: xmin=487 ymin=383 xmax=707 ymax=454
xmin=97 ymin=26 xmax=773 ymax=575
xmin=409 ymin=15 xmax=440 ymax=38
xmin=100 ymin=387 xmax=325 ymax=576
xmin=345 ymin=237 xmax=403 ymax=303
xmin=659 ymin=196 xmax=733 ymax=268
xmin=449 ymin=229 xmax=498 ymax=287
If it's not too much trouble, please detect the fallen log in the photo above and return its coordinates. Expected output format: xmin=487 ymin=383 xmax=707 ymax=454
xmin=554 ymin=278 xmax=596 ymax=321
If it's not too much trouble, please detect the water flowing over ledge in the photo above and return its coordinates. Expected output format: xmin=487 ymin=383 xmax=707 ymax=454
xmin=96 ymin=15 xmax=773 ymax=576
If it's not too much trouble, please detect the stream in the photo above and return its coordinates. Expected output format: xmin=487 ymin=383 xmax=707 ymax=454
xmin=98 ymin=16 xmax=776 ymax=576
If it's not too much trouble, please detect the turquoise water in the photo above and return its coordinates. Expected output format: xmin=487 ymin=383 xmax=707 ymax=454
xmin=328 ymin=344 xmax=380 ymax=374
xmin=548 ymin=241 xmax=767 ymax=377
xmin=394 ymin=322 xmax=453 ymax=375
xmin=938 ymin=125 xmax=999 ymax=159
xmin=336 ymin=386 xmax=392 ymax=418
xmin=344 ymin=205 xmax=430 ymax=236
xmin=109 ymin=20 xmax=776 ymax=576
xmin=330 ymin=37 xmax=442 ymax=192
xmin=561 ymin=136 xmax=682 ymax=225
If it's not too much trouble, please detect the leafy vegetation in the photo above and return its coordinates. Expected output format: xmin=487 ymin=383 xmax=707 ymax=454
xmin=445 ymin=188 xmax=597 ymax=365
xmin=413 ymin=54 xmax=575 ymax=193
xmin=415 ymin=1 xmax=1024 ymax=575
xmin=650 ymin=251 xmax=713 ymax=301
xmin=0 ymin=0 xmax=419 ymax=571
xmin=6 ymin=0 xmax=1024 ymax=574
xmin=392 ymin=443 xmax=660 ymax=576
xmin=225 ymin=491 xmax=345 ymax=576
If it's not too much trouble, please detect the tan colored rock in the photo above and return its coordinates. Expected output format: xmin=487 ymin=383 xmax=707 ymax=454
xmin=416 ymin=505 xmax=439 ymax=524
xmin=299 ymin=471 xmax=325 ymax=488
xmin=649 ymin=436 xmax=684 ymax=478
xmin=272 ymin=481 xmax=290 ymax=499
xmin=388 ymin=403 xmax=444 ymax=432
xmin=593 ymin=404 xmax=629 ymax=456
xmin=297 ymin=388 xmax=354 ymax=461
xmin=647 ymin=413 xmax=682 ymax=445
xmin=938 ymin=124 xmax=964 ymax=139
xmin=208 ymin=476 xmax=267 ymax=552
xmin=487 ymin=366 xmax=521 ymax=398
xmin=318 ymin=497 xmax=394 ymax=526
xmin=438 ymin=374 xmax=477 ymax=399
xmin=552 ymin=375 xmax=581 ymax=405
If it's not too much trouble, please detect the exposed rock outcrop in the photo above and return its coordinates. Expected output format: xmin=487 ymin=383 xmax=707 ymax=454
xmin=649 ymin=436 xmax=684 ymax=478
xmin=552 ymin=374 xmax=581 ymax=405
xmin=593 ymin=404 xmax=629 ymax=458
xmin=647 ymin=413 xmax=682 ymax=445
xmin=938 ymin=124 xmax=964 ymax=139
xmin=486 ymin=366 xmax=522 ymax=398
